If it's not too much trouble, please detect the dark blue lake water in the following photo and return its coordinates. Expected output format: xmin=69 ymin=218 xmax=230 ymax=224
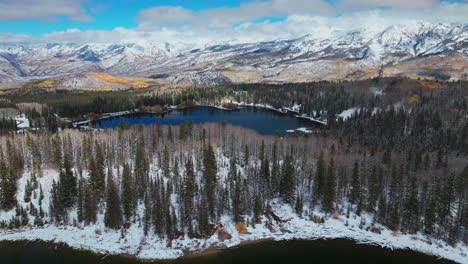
xmin=93 ymin=107 xmax=321 ymax=135
xmin=0 ymin=239 xmax=455 ymax=264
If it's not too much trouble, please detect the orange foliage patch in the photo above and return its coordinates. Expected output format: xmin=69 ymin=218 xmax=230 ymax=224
xmin=418 ymin=81 xmax=441 ymax=89
xmin=217 ymin=227 xmax=232 ymax=241
xmin=95 ymin=87 xmax=112 ymax=92
xmin=91 ymin=72 xmax=150 ymax=88
xmin=235 ymin=223 xmax=249 ymax=234
xmin=406 ymin=95 xmax=420 ymax=104
xmin=311 ymin=215 xmax=324 ymax=224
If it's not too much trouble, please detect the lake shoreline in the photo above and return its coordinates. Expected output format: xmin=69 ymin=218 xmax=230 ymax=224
xmin=0 ymin=238 xmax=459 ymax=264
xmin=80 ymin=105 xmax=324 ymax=135
xmin=67 ymin=103 xmax=327 ymax=129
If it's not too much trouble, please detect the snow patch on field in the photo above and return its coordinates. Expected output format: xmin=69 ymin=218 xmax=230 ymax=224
xmin=338 ymin=108 xmax=359 ymax=120
xmin=15 ymin=114 xmax=30 ymax=129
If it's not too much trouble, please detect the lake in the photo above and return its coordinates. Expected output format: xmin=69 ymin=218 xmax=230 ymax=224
xmin=93 ymin=106 xmax=322 ymax=135
xmin=0 ymin=239 xmax=457 ymax=264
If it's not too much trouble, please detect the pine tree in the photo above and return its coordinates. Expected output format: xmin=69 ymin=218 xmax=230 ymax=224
xmin=153 ymin=184 xmax=164 ymax=237
xmin=77 ymin=179 xmax=84 ymax=222
xmin=350 ymin=160 xmax=361 ymax=205
xmin=198 ymin=194 xmax=210 ymax=237
xmin=60 ymin=155 xmax=77 ymax=209
xmin=162 ymin=145 xmax=170 ymax=178
xmin=143 ymin=192 xmax=151 ymax=235
xmin=83 ymin=180 xmax=97 ymax=224
xmin=88 ymin=156 xmax=103 ymax=203
xmin=367 ymin=166 xmax=380 ymax=212
xmin=377 ymin=194 xmax=387 ymax=223
xmin=270 ymin=142 xmax=280 ymax=196
xmin=232 ymin=172 xmax=243 ymax=223
xmin=135 ymin=140 xmax=148 ymax=198
xmin=104 ymin=169 xmax=122 ymax=229
xmin=183 ymin=158 xmax=195 ymax=235
xmin=243 ymin=144 xmax=249 ymax=166
xmin=51 ymin=134 xmax=62 ymax=169
xmin=253 ymin=194 xmax=263 ymax=223
xmin=260 ymin=157 xmax=270 ymax=199
xmin=280 ymin=155 xmax=295 ymax=204
xmin=94 ymin=140 xmax=106 ymax=199
xmin=312 ymin=151 xmax=325 ymax=205
xmin=403 ymin=176 xmax=419 ymax=233
xmin=203 ymin=142 xmax=217 ymax=220
xmin=295 ymin=194 xmax=303 ymax=217
xmin=0 ymin=149 xmax=17 ymax=211
xmin=23 ymin=179 xmax=32 ymax=203
xmin=323 ymin=158 xmax=336 ymax=214
xmin=121 ymin=163 xmax=134 ymax=221
xmin=50 ymin=180 xmax=66 ymax=222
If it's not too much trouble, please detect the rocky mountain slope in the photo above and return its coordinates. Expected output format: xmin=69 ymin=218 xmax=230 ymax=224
xmin=0 ymin=21 xmax=466 ymax=88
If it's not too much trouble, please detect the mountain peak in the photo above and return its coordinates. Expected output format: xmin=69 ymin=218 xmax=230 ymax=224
xmin=0 ymin=21 xmax=466 ymax=86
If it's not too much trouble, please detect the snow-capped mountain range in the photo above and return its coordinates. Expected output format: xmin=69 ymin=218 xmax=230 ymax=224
xmin=0 ymin=21 xmax=467 ymax=86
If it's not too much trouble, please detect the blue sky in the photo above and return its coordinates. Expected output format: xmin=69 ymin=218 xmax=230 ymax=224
xmin=1 ymin=0 xmax=263 ymax=35
xmin=0 ymin=0 xmax=466 ymax=44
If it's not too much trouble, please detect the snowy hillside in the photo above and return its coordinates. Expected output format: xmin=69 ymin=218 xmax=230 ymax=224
xmin=0 ymin=123 xmax=467 ymax=263
xmin=0 ymin=21 xmax=466 ymax=86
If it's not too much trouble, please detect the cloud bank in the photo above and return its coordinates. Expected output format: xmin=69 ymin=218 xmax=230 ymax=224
xmin=0 ymin=0 xmax=92 ymax=22
xmin=0 ymin=0 xmax=466 ymax=46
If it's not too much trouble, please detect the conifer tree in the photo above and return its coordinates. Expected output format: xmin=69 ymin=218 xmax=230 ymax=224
xmin=121 ymin=163 xmax=134 ymax=221
xmin=77 ymin=179 xmax=84 ymax=222
xmin=143 ymin=192 xmax=151 ymax=235
xmin=162 ymin=145 xmax=170 ymax=178
xmin=94 ymin=140 xmax=106 ymax=198
xmin=350 ymin=160 xmax=361 ymax=205
xmin=104 ymin=169 xmax=122 ymax=229
xmin=0 ymin=149 xmax=17 ymax=211
xmin=198 ymin=194 xmax=210 ymax=237
xmin=135 ymin=140 xmax=148 ymax=197
xmin=183 ymin=158 xmax=195 ymax=234
xmin=253 ymin=194 xmax=263 ymax=223
xmin=280 ymin=155 xmax=295 ymax=204
xmin=232 ymin=172 xmax=243 ymax=223
xmin=60 ymin=155 xmax=77 ymax=209
xmin=403 ymin=176 xmax=419 ymax=233
xmin=83 ymin=180 xmax=97 ymax=224
xmin=203 ymin=142 xmax=217 ymax=220
xmin=153 ymin=184 xmax=164 ymax=237
xmin=313 ymin=151 xmax=325 ymax=205
xmin=323 ymin=158 xmax=336 ymax=214
xmin=270 ymin=142 xmax=280 ymax=195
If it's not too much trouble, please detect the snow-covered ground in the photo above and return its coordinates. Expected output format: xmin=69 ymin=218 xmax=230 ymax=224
xmin=15 ymin=114 xmax=30 ymax=129
xmin=0 ymin=170 xmax=466 ymax=263
xmin=338 ymin=107 xmax=359 ymax=120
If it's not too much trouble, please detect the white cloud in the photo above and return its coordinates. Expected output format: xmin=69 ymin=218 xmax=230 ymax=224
xmin=137 ymin=0 xmax=334 ymax=29
xmin=137 ymin=6 xmax=196 ymax=25
xmin=338 ymin=0 xmax=439 ymax=9
xmin=0 ymin=1 xmax=466 ymax=47
xmin=0 ymin=0 xmax=92 ymax=22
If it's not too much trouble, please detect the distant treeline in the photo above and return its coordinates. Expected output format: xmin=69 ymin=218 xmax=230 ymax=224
xmin=1 ymin=78 xmax=467 ymax=153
